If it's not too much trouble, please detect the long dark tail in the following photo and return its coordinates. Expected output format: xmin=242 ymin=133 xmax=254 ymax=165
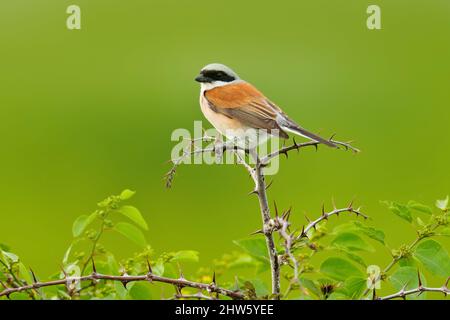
xmin=281 ymin=125 xmax=338 ymax=148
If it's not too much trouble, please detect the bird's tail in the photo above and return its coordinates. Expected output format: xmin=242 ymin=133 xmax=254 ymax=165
xmin=281 ymin=125 xmax=338 ymax=148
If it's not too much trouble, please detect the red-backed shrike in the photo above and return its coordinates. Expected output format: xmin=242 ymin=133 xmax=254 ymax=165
xmin=195 ymin=63 xmax=337 ymax=149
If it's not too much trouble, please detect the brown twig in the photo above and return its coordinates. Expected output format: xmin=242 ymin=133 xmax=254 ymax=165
xmin=298 ymin=203 xmax=368 ymax=240
xmin=261 ymin=138 xmax=360 ymax=164
xmin=0 ymin=269 xmax=244 ymax=300
xmin=378 ymin=276 xmax=449 ymax=300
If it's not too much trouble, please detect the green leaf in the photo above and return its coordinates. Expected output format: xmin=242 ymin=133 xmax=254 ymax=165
xmin=389 ymin=267 xmax=427 ymax=300
xmin=233 ymin=238 xmax=269 ymax=263
xmin=18 ymin=262 xmax=32 ymax=285
xmin=408 ymin=201 xmax=432 ymax=215
xmin=114 ymin=281 xmax=128 ymax=299
xmin=238 ymin=278 xmax=269 ymax=297
xmin=152 ymin=259 xmax=164 ymax=276
xmin=114 ymin=222 xmax=147 ymax=247
xmin=381 ymin=201 xmax=412 ymax=223
xmin=332 ymin=232 xmax=375 ymax=252
xmin=299 ymin=277 xmax=321 ymax=298
xmin=398 ymin=256 xmax=417 ymax=267
xmin=413 ymin=239 xmax=450 ymax=277
xmin=320 ymin=257 xmax=363 ymax=281
xmin=120 ymin=189 xmax=136 ymax=200
xmin=170 ymin=250 xmax=199 ymax=263
xmin=72 ymin=213 xmax=97 ymax=237
xmin=128 ymin=282 xmax=152 ymax=300
xmin=341 ymin=277 xmax=367 ymax=299
xmin=2 ymin=251 xmax=19 ymax=264
xmin=62 ymin=244 xmax=73 ymax=265
xmin=352 ymin=222 xmax=385 ymax=245
xmin=9 ymin=292 xmax=29 ymax=300
xmin=117 ymin=205 xmax=148 ymax=230
xmin=436 ymin=196 xmax=449 ymax=211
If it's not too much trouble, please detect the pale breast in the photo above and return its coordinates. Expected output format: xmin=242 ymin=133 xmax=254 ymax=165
xmin=199 ymin=93 xmax=246 ymax=134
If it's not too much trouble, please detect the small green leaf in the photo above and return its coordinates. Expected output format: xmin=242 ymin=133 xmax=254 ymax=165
xmin=18 ymin=262 xmax=32 ymax=285
xmin=72 ymin=213 xmax=97 ymax=237
xmin=341 ymin=277 xmax=367 ymax=299
xmin=389 ymin=267 xmax=427 ymax=300
xmin=170 ymin=250 xmax=199 ymax=263
xmin=408 ymin=201 xmax=432 ymax=215
xmin=436 ymin=196 xmax=449 ymax=211
xmin=128 ymin=282 xmax=152 ymax=300
xmin=117 ymin=205 xmax=148 ymax=230
xmin=62 ymin=244 xmax=73 ymax=265
xmin=120 ymin=189 xmax=136 ymax=200
xmin=238 ymin=278 xmax=269 ymax=297
xmin=2 ymin=251 xmax=18 ymax=264
xmin=233 ymin=238 xmax=269 ymax=263
xmin=413 ymin=239 xmax=450 ymax=277
xmin=352 ymin=222 xmax=385 ymax=245
xmin=152 ymin=259 xmax=164 ymax=276
xmin=320 ymin=257 xmax=363 ymax=281
xmin=114 ymin=222 xmax=147 ymax=247
xmin=299 ymin=278 xmax=321 ymax=298
xmin=114 ymin=281 xmax=128 ymax=299
xmin=381 ymin=201 xmax=412 ymax=223
xmin=9 ymin=292 xmax=29 ymax=300
xmin=398 ymin=256 xmax=417 ymax=267
xmin=332 ymin=232 xmax=375 ymax=252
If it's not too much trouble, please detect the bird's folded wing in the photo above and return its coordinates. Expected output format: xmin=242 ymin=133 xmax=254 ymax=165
xmin=204 ymin=82 xmax=288 ymax=138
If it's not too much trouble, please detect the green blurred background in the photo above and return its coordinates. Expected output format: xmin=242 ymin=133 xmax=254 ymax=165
xmin=1 ymin=0 xmax=449 ymax=296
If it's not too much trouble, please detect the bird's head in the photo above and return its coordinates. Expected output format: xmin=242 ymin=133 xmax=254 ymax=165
xmin=195 ymin=63 xmax=240 ymax=87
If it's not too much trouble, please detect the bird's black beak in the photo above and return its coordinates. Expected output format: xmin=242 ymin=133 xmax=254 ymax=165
xmin=195 ymin=74 xmax=210 ymax=83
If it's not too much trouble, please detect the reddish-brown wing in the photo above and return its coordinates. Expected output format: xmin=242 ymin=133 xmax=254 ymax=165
xmin=204 ymin=82 xmax=288 ymax=138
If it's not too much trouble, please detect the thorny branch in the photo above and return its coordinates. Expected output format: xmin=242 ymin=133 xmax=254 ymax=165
xmin=0 ymin=262 xmax=244 ymax=300
xmin=377 ymin=274 xmax=449 ymax=300
xmin=165 ymin=134 xmax=360 ymax=299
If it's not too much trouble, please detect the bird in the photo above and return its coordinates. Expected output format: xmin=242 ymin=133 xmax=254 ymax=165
xmin=195 ymin=63 xmax=337 ymax=149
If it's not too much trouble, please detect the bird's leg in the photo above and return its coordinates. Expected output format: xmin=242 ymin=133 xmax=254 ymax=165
xmin=213 ymin=133 xmax=224 ymax=164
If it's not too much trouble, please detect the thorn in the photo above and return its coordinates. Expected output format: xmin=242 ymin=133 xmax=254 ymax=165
xmin=417 ymin=270 xmax=422 ymax=288
xmin=179 ymin=269 xmax=185 ymax=280
xmin=60 ymin=265 xmax=68 ymax=278
xmin=212 ymin=272 xmax=216 ymax=285
xmin=0 ymin=280 xmax=7 ymax=290
xmin=30 ymin=268 xmax=38 ymax=284
xmin=304 ymin=213 xmax=311 ymax=223
xmin=329 ymin=133 xmax=336 ymax=141
xmin=313 ymin=144 xmax=318 ymax=152
xmin=247 ymin=189 xmax=258 ymax=196
xmin=300 ymin=225 xmax=308 ymax=238
xmin=348 ymin=198 xmax=354 ymax=209
xmin=250 ymin=229 xmax=264 ymax=236
xmin=233 ymin=276 xmax=240 ymax=292
xmin=282 ymin=207 xmax=292 ymax=221
xmin=331 ymin=197 xmax=337 ymax=210
xmin=274 ymin=201 xmax=279 ymax=217
xmin=372 ymin=287 xmax=377 ymax=300
xmin=445 ymin=277 xmax=450 ymax=288
xmin=174 ymin=284 xmax=182 ymax=295
xmin=147 ymin=259 xmax=153 ymax=274
xmin=321 ymin=203 xmax=326 ymax=217
xmin=265 ymin=180 xmax=274 ymax=190
xmin=292 ymin=137 xmax=298 ymax=148
xmin=91 ymin=258 xmax=97 ymax=274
